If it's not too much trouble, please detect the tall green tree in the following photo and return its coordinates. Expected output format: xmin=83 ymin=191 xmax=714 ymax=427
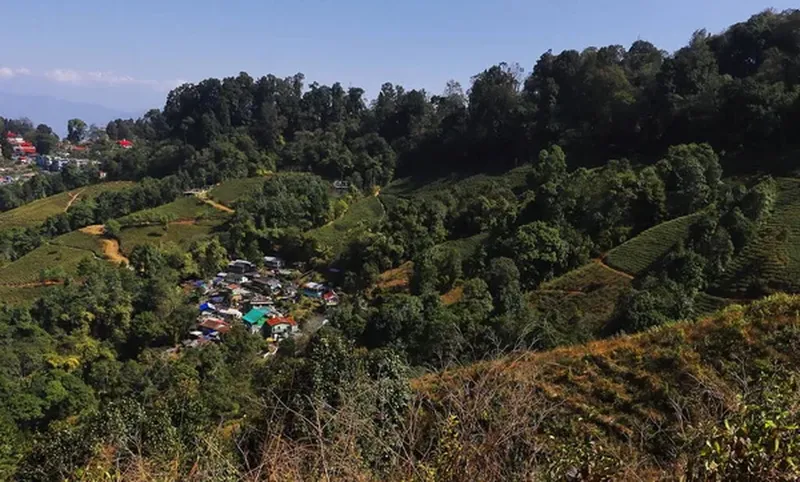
xmin=66 ymin=119 xmax=87 ymax=144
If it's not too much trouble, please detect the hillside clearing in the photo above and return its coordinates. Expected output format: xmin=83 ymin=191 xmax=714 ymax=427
xmin=117 ymin=196 xmax=230 ymax=226
xmin=307 ymin=196 xmax=385 ymax=259
xmin=0 ymin=244 xmax=94 ymax=285
xmin=209 ymin=176 xmax=272 ymax=206
xmin=384 ymin=164 xmax=535 ymax=199
xmin=51 ymin=230 xmax=106 ymax=257
xmin=118 ymin=223 xmax=217 ymax=255
xmin=0 ymin=181 xmax=134 ymax=230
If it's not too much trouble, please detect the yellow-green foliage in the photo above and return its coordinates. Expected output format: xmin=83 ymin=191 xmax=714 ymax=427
xmin=0 ymin=244 xmax=92 ymax=285
xmin=306 ymin=196 xmax=385 ymax=258
xmin=118 ymin=223 xmax=216 ymax=255
xmin=209 ymin=176 xmax=271 ymax=205
xmin=0 ymin=181 xmax=134 ymax=229
xmin=713 ymin=178 xmax=800 ymax=296
xmin=605 ymin=212 xmax=704 ymax=275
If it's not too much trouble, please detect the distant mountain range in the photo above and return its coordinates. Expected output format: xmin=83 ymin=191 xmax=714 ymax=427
xmin=0 ymin=92 xmax=141 ymax=136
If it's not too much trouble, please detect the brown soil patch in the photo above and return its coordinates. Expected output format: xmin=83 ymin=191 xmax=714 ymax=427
xmin=100 ymin=239 xmax=128 ymax=265
xmin=79 ymin=224 xmax=105 ymax=236
xmin=79 ymin=225 xmax=129 ymax=265
xmin=203 ymin=199 xmax=235 ymax=214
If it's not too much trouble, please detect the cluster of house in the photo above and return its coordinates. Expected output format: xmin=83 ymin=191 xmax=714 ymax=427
xmin=4 ymin=130 xmax=134 ymax=168
xmin=5 ymin=132 xmax=37 ymax=163
xmin=35 ymin=155 xmax=99 ymax=173
xmin=184 ymin=256 xmax=339 ymax=349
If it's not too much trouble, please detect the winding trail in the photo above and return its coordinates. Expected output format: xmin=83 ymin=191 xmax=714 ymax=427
xmin=0 ymin=280 xmax=64 ymax=288
xmin=79 ymin=225 xmax=129 ymax=265
xmin=64 ymin=188 xmax=85 ymax=212
xmin=203 ymin=199 xmax=235 ymax=214
xmin=193 ymin=191 xmax=235 ymax=214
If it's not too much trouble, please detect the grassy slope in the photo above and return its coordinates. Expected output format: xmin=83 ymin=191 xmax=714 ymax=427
xmin=384 ymin=165 xmax=534 ymax=200
xmin=0 ymin=285 xmax=54 ymax=305
xmin=209 ymin=176 xmax=271 ymax=206
xmin=0 ymin=244 xmax=94 ymax=285
xmin=604 ymin=212 xmax=704 ymax=276
xmin=307 ymin=196 xmax=385 ymax=258
xmin=414 ymin=294 xmax=800 ymax=478
xmin=118 ymin=223 xmax=216 ymax=255
xmin=51 ymin=230 xmax=106 ymax=257
xmin=117 ymin=196 xmax=230 ymax=225
xmin=530 ymin=261 xmax=633 ymax=344
xmin=0 ymin=181 xmax=134 ymax=229
xmin=712 ymin=178 xmax=800 ymax=296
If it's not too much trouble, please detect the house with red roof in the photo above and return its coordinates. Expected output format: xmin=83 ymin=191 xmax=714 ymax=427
xmin=322 ymin=290 xmax=340 ymax=306
xmin=12 ymin=141 xmax=36 ymax=159
xmin=117 ymin=139 xmax=133 ymax=149
xmin=198 ymin=318 xmax=231 ymax=335
xmin=267 ymin=316 xmax=298 ymax=338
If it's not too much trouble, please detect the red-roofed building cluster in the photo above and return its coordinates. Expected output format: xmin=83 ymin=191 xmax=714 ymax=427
xmin=6 ymin=131 xmax=37 ymax=162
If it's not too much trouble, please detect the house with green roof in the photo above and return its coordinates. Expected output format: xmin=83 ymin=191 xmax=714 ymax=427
xmin=243 ymin=308 xmax=270 ymax=333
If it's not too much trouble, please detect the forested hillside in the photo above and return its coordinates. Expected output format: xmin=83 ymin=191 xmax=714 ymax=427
xmin=2 ymin=8 xmax=800 ymax=481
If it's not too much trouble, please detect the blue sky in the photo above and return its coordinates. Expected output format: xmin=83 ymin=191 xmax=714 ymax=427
xmin=0 ymin=0 xmax=795 ymax=113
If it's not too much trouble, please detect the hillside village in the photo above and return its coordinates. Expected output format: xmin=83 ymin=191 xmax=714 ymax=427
xmin=186 ymin=256 xmax=338 ymax=353
xmin=1 ymin=130 xmax=133 ymax=185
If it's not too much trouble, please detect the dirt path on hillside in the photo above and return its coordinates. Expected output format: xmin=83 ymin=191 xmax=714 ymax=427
xmin=0 ymin=280 xmax=64 ymax=288
xmin=79 ymin=225 xmax=129 ymax=265
xmin=594 ymin=258 xmax=635 ymax=280
xmin=64 ymin=189 xmax=85 ymax=212
xmin=203 ymin=199 xmax=235 ymax=214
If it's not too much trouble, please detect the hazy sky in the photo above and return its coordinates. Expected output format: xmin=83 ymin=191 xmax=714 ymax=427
xmin=0 ymin=0 xmax=795 ymax=112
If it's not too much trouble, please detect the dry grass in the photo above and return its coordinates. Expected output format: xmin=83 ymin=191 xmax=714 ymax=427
xmin=375 ymin=261 xmax=413 ymax=293
xmin=440 ymin=284 xmax=464 ymax=305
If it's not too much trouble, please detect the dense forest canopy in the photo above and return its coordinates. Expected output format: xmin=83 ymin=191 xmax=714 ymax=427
xmin=1 ymin=9 xmax=800 ymax=481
